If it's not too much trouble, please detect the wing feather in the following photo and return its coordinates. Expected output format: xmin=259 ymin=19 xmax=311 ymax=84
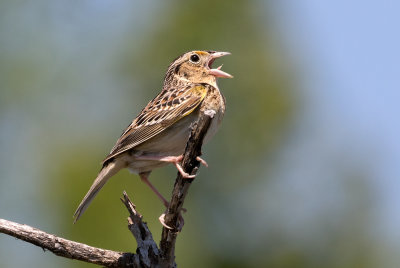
xmin=103 ymin=84 xmax=208 ymax=163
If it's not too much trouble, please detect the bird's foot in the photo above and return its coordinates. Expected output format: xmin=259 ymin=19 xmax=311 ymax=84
xmin=136 ymin=154 xmax=208 ymax=178
xmin=159 ymin=212 xmax=185 ymax=231
xmin=156 ymin=155 xmax=195 ymax=178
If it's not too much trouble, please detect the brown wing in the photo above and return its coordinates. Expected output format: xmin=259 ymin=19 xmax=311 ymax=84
xmin=103 ymin=84 xmax=208 ymax=163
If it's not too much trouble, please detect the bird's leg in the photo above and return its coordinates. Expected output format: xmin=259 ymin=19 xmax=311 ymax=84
xmin=139 ymin=172 xmax=186 ymax=212
xmin=139 ymin=172 xmax=186 ymax=230
xmin=134 ymin=154 xmax=195 ymax=178
xmin=139 ymin=172 xmax=169 ymax=208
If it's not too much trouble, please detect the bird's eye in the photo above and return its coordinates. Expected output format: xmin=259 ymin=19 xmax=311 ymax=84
xmin=190 ymin=54 xmax=200 ymax=63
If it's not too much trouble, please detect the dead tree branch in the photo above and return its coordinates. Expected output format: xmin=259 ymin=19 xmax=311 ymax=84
xmin=0 ymin=218 xmax=135 ymax=267
xmin=121 ymin=191 xmax=160 ymax=267
xmin=159 ymin=110 xmax=213 ymax=267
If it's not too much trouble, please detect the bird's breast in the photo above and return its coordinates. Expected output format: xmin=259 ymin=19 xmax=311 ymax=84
xmin=201 ymin=86 xmax=226 ymax=144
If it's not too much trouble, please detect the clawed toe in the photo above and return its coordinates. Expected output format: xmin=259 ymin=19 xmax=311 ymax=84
xmin=175 ymin=162 xmax=196 ymax=178
xmin=159 ymin=213 xmax=185 ymax=231
xmin=159 ymin=213 xmax=174 ymax=229
xmin=196 ymin=156 xmax=208 ymax=167
xmin=181 ymin=172 xmax=196 ymax=179
xmin=177 ymin=214 xmax=184 ymax=230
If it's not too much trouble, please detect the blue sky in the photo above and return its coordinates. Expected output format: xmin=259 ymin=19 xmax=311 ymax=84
xmin=272 ymin=0 xmax=400 ymax=241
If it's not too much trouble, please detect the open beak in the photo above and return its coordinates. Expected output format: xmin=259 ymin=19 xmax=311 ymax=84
xmin=208 ymin=51 xmax=233 ymax=78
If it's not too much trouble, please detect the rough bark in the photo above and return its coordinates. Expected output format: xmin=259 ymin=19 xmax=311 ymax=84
xmin=0 ymin=218 xmax=135 ymax=267
xmin=159 ymin=111 xmax=213 ymax=267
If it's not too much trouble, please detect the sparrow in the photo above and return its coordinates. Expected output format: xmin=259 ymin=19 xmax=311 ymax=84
xmin=73 ymin=50 xmax=232 ymax=223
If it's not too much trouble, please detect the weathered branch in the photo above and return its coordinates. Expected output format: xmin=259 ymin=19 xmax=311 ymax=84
xmin=0 ymin=109 xmax=213 ymax=267
xmin=0 ymin=218 xmax=135 ymax=267
xmin=159 ymin=110 xmax=213 ymax=267
xmin=121 ymin=191 xmax=160 ymax=267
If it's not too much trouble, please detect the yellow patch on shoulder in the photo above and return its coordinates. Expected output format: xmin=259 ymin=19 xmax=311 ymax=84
xmin=192 ymin=85 xmax=208 ymax=98
xmin=181 ymin=85 xmax=208 ymax=116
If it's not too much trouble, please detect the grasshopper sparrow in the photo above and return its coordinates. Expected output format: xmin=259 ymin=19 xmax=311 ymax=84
xmin=74 ymin=50 xmax=232 ymax=223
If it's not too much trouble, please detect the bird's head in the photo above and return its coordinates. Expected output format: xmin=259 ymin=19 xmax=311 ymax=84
xmin=164 ymin=50 xmax=232 ymax=87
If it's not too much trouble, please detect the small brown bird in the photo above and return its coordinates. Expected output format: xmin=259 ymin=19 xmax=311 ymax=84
xmin=73 ymin=50 xmax=232 ymax=223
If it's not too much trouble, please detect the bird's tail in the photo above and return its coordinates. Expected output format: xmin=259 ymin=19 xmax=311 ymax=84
xmin=73 ymin=160 xmax=122 ymax=223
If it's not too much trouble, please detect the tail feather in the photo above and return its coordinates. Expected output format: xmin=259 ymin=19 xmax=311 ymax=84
xmin=73 ymin=161 xmax=122 ymax=223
